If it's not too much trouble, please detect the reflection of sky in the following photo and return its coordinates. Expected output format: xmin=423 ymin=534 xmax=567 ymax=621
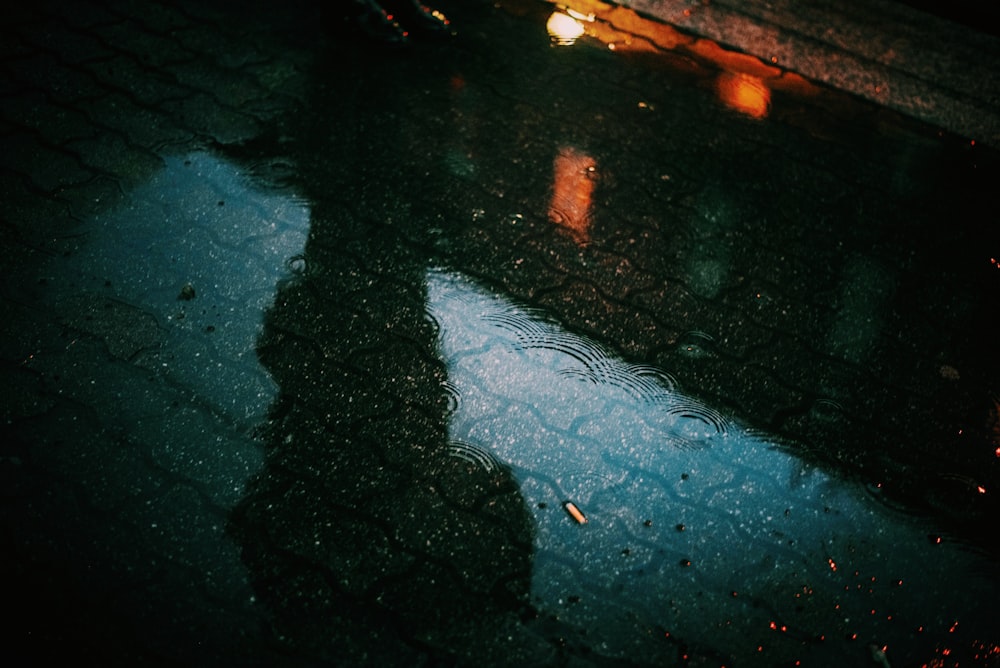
xmin=56 ymin=151 xmax=309 ymax=426
xmin=39 ymin=150 xmax=308 ymax=517
xmin=29 ymin=150 xmax=309 ymax=639
xmin=428 ymin=267 xmax=999 ymax=665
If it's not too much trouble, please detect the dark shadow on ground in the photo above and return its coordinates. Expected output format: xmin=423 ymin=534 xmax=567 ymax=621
xmin=223 ymin=21 xmax=546 ymax=664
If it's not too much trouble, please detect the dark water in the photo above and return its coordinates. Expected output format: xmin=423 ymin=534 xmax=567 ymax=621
xmin=4 ymin=0 xmax=999 ymax=666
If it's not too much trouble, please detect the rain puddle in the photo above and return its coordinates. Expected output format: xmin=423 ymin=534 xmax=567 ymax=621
xmin=17 ymin=150 xmax=309 ymax=661
xmin=429 ymin=267 xmax=999 ymax=665
xmin=7 ymin=0 xmax=998 ymax=665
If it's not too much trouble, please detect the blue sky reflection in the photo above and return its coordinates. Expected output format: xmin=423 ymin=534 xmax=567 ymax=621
xmin=428 ymin=267 xmax=998 ymax=665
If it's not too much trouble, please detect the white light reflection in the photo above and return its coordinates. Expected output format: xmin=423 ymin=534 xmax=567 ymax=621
xmin=547 ymin=11 xmax=586 ymax=45
xmin=428 ymin=267 xmax=998 ymax=665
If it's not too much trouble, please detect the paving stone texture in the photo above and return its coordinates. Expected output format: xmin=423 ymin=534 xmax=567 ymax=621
xmin=2 ymin=0 xmax=999 ymax=666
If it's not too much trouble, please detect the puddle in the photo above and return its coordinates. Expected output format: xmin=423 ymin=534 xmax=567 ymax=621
xmin=6 ymin=0 xmax=999 ymax=666
xmin=44 ymin=149 xmax=309 ymax=445
xmin=15 ymin=150 xmax=309 ymax=662
xmin=429 ymin=267 xmax=999 ymax=665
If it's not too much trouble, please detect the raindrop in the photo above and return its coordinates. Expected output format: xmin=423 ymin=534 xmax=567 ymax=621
xmin=286 ymin=254 xmax=306 ymax=275
xmin=664 ymin=400 xmax=730 ymax=436
xmin=447 ymin=440 xmax=503 ymax=473
xmin=676 ymin=330 xmax=716 ymax=358
xmin=442 ymin=379 xmax=461 ymax=416
xmin=483 ymin=309 xmax=554 ymax=345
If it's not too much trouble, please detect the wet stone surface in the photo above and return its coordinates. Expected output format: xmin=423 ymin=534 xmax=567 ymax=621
xmin=2 ymin=0 xmax=999 ymax=666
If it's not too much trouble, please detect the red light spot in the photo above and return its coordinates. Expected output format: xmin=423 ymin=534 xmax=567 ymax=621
xmin=828 ymin=558 xmax=837 ymax=572
xmin=949 ymin=621 xmax=959 ymax=633
xmin=769 ymin=621 xmax=777 ymax=630
xmin=943 ymin=648 xmax=952 ymax=656
xmin=977 ymin=485 xmax=986 ymax=494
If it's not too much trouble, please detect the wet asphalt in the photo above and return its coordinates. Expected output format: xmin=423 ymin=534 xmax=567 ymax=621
xmin=2 ymin=1 xmax=999 ymax=666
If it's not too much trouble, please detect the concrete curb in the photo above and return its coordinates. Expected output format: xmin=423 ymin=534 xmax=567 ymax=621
xmin=614 ymin=0 xmax=1000 ymax=144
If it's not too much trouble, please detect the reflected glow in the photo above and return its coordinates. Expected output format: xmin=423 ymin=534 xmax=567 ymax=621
xmin=548 ymin=146 xmax=596 ymax=244
xmin=428 ymin=267 xmax=998 ymax=665
xmin=716 ymin=71 xmax=771 ymax=119
xmin=546 ymin=11 xmax=585 ymax=45
xmin=535 ymin=0 xmax=819 ymax=111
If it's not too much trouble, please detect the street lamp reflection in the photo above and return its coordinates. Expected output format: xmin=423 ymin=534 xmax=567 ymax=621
xmin=547 ymin=11 xmax=585 ymax=45
xmin=716 ymin=71 xmax=771 ymax=119
xmin=549 ymin=146 xmax=597 ymax=244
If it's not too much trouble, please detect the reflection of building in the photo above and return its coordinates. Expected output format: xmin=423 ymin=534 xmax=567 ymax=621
xmin=229 ymin=207 xmax=539 ymax=661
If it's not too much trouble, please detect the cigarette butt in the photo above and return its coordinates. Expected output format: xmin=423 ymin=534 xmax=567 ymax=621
xmin=563 ymin=501 xmax=587 ymax=524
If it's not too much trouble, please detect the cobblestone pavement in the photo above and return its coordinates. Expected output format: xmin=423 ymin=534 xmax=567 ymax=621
xmin=2 ymin=1 xmax=999 ymax=666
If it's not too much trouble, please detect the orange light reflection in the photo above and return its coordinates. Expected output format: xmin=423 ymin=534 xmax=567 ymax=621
xmin=549 ymin=146 xmax=597 ymax=245
xmin=538 ymin=0 xmax=819 ymax=118
xmin=717 ymin=71 xmax=771 ymax=119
